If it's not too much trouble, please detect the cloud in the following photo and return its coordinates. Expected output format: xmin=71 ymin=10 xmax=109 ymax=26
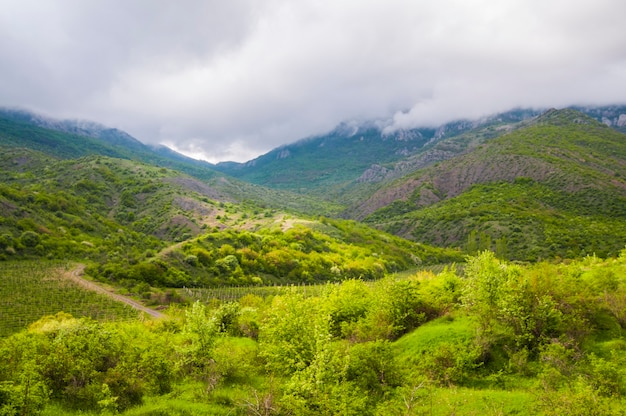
xmin=1 ymin=0 xmax=625 ymax=162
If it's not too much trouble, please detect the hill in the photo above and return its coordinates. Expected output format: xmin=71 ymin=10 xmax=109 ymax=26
xmin=0 ymin=141 xmax=460 ymax=289
xmin=0 ymin=109 xmax=343 ymax=216
xmin=0 ymin=107 xmax=232 ymax=185
xmin=214 ymin=109 xmax=543 ymax=200
xmin=355 ymin=109 xmax=626 ymax=260
xmin=213 ymin=106 xmax=626 ymax=203
xmin=2 ymin=106 xmax=626 ymax=415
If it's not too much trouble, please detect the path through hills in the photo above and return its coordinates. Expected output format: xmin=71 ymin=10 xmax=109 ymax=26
xmin=64 ymin=264 xmax=165 ymax=319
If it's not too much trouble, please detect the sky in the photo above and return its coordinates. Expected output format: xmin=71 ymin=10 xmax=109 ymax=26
xmin=1 ymin=0 xmax=625 ymax=163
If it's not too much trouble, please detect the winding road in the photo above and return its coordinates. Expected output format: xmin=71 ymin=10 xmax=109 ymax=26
xmin=64 ymin=264 xmax=165 ymax=319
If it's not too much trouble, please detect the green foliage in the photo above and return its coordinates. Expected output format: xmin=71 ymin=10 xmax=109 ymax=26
xmin=365 ymin=111 xmax=626 ymax=261
xmin=258 ymin=293 xmax=320 ymax=375
xmin=462 ymin=252 xmax=590 ymax=357
xmin=322 ymin=279 xmax=373 ymax=338
xmin=177 ymin=301 xmax=218 ymax=377
xmin=282 ymin=339 xmax=403 ymax=415
xmin=148 ymin=220 xmax=462 ymax=288
xmin=0 ymin=253 xmax=626 ymax=413
xmin=0 ymin=315 xmax=175 ymax=413
xmin=0 ymin=360 xmax=50 ymax=415
xmin=19 ymin=231 xmax=40 ymax=248
xmin=3 ymin=108 xmax=626 ymax=414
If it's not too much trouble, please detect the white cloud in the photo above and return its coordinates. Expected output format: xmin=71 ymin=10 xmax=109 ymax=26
xmin=0 ymin=0 xmax=625 ymax=162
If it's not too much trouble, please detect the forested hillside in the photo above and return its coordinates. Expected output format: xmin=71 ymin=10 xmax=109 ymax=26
xmin=214 ymin=106 xmax=626 ymax=202
xmin=0 ymin=148 xmax=458 ymax=292
xmin=357 ymin=109 xmax=626 ymax=260
xmin=0 ymin=111 xmax=342 ymax=216
xmin=214 ymin=109 xmax=544 ymax=200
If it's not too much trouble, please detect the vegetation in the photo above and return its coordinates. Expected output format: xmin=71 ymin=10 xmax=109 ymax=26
xmin=215 ymin=125 xmax=435 ymax=198
xmin=363 ymin=111 xmax=626 ymax=261
xmin=1 ymin=106 xmax=626 ymax=414
xmin=90 ymin=219 xmax=462 ymax=288
xmin=0 ymin=151 xmax=344 ymax=274
xmin=0 ymin=262 xmax=138 ymax=337
xmin=214 ymin=108 xmax=548 ymax=201
xmin=1 ymin=251 xmax=626 ymax=414
xmin=0 ymin=146 xmax=460 ymax=291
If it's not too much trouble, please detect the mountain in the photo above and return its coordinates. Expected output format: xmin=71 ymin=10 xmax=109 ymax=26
xmin=0 ymin=108 xmax=147 ymax=149
xmin=0 ymin=108 xmax=219 ymax=175
xmin=0 ymin=109 xmax=460 ymax=288
xmin=215 ymin=120 xmax=436 ymax=193
xmin=571 ymin=105 xmax=626 ymax=134
xmin=213 ymin=106 xmax=626 ymax=205
xmin=353 ymin=109 xmax=626 ymax=260
xmin=0 ymin=148 xmax=461 ymax=287
xmin=3 ymin=105 xmax=626 ymax=265
xmin=213 ymin=109 xmax=544 ymax=200
xmin=0 ymin=108 xmax=341 ymax=216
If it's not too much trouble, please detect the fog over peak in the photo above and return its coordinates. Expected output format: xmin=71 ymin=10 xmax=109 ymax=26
xmin=1 ymin=0 xmax=625 ymax=162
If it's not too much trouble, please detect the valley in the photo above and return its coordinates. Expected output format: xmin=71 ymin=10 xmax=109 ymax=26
xmin=0 ymin=106 xmax=625 ymax=414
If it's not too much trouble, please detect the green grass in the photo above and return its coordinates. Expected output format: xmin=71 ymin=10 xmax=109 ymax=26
xmin=180 ymin=283 xmax=330 ymax=302
xmin=394 ymin=314 xmax=477 ymax=361
xmin=393 ymin=316 xmax=541 ymax=414
xmin=390 ymin=385 xmax=536 ymax=416
xmin=41 ymin=392 xmax=233 ymax=416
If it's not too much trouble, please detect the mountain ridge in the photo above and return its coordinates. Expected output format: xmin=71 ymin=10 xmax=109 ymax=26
xmin=0 ymin=109 xmax=342 ymax=216
xmin=212 ymin=106 xmax=626 ymax=203
xmin=2 ymin=104 xmax=625 ymax=262
xmin=357 ymin=108 xmax=626 ymax=259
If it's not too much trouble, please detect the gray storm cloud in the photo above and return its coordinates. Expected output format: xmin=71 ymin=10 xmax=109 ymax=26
xmin=1 ymin=0 xmax=625 ymax=162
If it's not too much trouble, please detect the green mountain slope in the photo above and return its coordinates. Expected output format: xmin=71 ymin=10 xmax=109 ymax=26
xmin=356 ymin=109 xmax=626 ymax=260
xmin=0 ymin=110 xmax=343 ymax=216
xmin=0 ymin=108 xmax=222 ymax=176
xmin=0 ymin=147 xmax=458 ymax=289
xmin=215 ymin=123 xmax=435 ymax=193
xmin=0 ymin=150 xmax=232 ymax=263
xmin=214 ymin=106 xmax=626 ymax=207
xmin=214 ymin=110 xmax=544 ymax=200
xmin=97 ymin=217 xmax=463 ymax=288
xmin=0 ymin=115 xmax=135 ymax=160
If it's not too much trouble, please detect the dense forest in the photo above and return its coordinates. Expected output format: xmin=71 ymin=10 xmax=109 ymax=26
xmin=1 ymin=107 xmax=626 ymax=414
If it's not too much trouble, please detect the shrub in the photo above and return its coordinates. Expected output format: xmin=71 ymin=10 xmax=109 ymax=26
xmin=0 ymin=233 xmax=14 ymax=249
xmin=20 ymin=231 xmax=40 ymax=248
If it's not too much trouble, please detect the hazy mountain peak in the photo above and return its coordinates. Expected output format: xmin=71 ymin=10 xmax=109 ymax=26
xmin=534 ymin=108 xmax=602 ymax=127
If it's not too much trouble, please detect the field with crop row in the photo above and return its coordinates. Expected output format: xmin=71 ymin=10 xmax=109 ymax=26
xmin=180 ymin=263 xmax=459 ymax=303
xmin=0 ymin=261 xmax=140 ymax=336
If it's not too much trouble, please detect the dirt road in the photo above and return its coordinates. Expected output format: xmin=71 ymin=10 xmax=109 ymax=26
xmin=64 ymin=264 xmax=165 ymax=319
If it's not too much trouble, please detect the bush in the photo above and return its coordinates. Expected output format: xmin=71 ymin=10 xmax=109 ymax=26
xmin=20 ymin=231 xmax=40 ymax=248
xmin=416 ymin=341 xmax=482 ymax=386
xmin=0 ymin=234 xmax=14 ymax=249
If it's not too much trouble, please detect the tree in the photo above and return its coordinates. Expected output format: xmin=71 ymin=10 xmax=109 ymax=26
xmin=259 ymin=293 xmax=320 ymax=375
xmin=462 ymin=251 xmax=518 ymax=328
xmin=178 ymin=301 xmax=218 ymax=376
